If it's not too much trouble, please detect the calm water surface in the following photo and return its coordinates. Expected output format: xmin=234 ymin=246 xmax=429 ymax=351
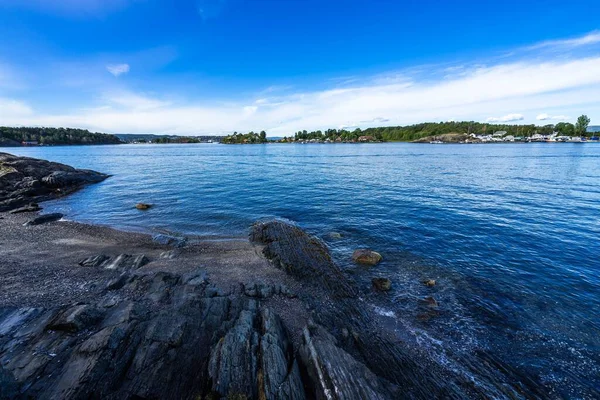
xmin=4 ymin=143 xmax=599 ymax=397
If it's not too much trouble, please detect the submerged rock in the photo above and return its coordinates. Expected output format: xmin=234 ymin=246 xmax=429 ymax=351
xmin=352 ymin=249 xmax=382 ymax=265
xmin=23 ymin=213 xmax=63 ymax=226
xmin=372 ymin=277 xmax=392 ymax=291
xmin=135 ymin=203 xmax=152 ymax=210
xmin=420 ymin=296 xmax=438 ymax=308
xmin=423 ymin=279 xmax=436 ymax=287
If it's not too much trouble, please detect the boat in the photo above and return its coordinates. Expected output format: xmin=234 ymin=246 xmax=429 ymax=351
xmin=430 ymin=140 xmax=444 ymax=144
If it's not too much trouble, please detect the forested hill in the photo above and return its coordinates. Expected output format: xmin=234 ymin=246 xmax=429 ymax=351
xmin=0 ymin=127 xmax=122 ymax=146
xmin=291 ymin=121 xmax=589 ymax=142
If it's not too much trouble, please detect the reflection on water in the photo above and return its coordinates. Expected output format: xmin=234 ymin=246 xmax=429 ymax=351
xmin=4 ymin=142 xmax=600 ymax=397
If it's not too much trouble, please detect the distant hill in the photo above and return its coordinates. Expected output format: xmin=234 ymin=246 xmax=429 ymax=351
xmin=0 ymin=127 xmax=122 ymax=146
xmin=587 ymin=126 xmax=600 ymax=133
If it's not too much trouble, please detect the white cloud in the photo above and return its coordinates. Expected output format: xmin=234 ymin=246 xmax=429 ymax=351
xmin=486 ymin=114 xmax=524 ymax=123
xmin=106 ymin=64 xmax=130 ymax=77
xmin=3 ymin=31 xmax=600 ymax=135
xmin=536 ymin=114 xmax=570 ymax=121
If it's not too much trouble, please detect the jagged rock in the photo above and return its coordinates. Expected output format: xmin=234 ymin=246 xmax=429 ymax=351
xmin=136 ymin=203 xmax=152 ymax=210
xmin=47 ymin=305 xmax=104 ymax=333
xmin=372 ymin=277 xmax=392 ymax=291
xmin=153 ymin=233 xmax=187 ymax=248
xmin=159 ymin=249 xmax=179 ymax=259
xmin=251 ymin=220 xmax=357 ymax=298
xmin=244 ymin=283 xmax=295 ymax=299
xmin=23 ymin=213 xmax=63 ymax=226
xmin=105 ymin=272 xmax=132 ymax=291
xmin=79 ymin=255 xmax=110 ymax=268
xmin=9 ymin=203 xmax=41 ymax=214
xmin=352 ymin=249 xmax=382 ymax=265
xmin=299 ymin=325 xmax=393 ymax=399
xmin=103 ymin=254 xmax=149 ymax=270
xmin=327 ymin=232 xmax=343 ymax=239
xmin=0 ymin=152 xmax=108 ymax=212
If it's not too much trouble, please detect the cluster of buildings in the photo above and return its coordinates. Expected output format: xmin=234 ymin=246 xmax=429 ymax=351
xmin=468 ymin=132 xmax=599 ymax=143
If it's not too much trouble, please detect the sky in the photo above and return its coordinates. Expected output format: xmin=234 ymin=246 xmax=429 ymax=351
xmin=0 ymin=0 xmax=599 ymax=136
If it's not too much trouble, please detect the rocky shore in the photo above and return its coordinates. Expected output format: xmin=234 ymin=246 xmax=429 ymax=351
xmin=0 ymin=153 xmax=550 ymax=399
xmin=0 ymin=152 xmax=109 ymax=212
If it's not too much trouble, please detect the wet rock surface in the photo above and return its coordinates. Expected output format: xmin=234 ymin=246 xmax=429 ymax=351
xmin=23 ymin=213 xmax=63 ymax=226
xmin=0 ymin=152 xmax=109 ymax=212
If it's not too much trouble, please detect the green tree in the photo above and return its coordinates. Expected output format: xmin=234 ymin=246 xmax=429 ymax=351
xmin=555 ymin=122 xmax=575 ymax=136
xmin=575 ymin=115 xmax=591 ymax=136
xmin=259 ymin=131 xmax=266 ymax=142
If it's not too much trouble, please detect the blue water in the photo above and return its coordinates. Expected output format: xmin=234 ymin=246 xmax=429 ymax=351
xmin=4 ymin=143 xmax=600 ymax=397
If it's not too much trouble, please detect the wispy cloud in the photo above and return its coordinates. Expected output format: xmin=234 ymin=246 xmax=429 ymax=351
xmin=106 ymin=64 xmax=130 ymax=77
xmin=536 ymin=113 xmax=570 ymax=121
xmin=527 ymin=31 xmax=600 ymax=50
xmin=487 ymin=114 xmax=525 ymax=123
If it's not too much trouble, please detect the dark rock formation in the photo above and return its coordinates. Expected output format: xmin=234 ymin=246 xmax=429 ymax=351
xmin=0 ymin=152 xmax=109 ymax=212
xmin=23 ymin=213 xmax=64 ymax=226
xmin=250 ymin=220 xmax=357 ymax=298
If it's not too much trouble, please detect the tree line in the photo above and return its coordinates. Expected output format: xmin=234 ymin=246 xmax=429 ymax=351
xmin=0 ymin=127 xmax=122 ymax=146
xmin=288 ymin=115 xmax=592 ymax=142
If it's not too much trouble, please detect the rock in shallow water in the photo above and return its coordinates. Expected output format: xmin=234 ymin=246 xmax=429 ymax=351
xmin=352 ymin=249 xmax=383 ymax=265
xmin=372 ymin=277 xmax=392 ymax=291
xmin=423 ymin=279 xmax=436 ymax=287
xmin=135 ymin=203 xmax=152 ymax=210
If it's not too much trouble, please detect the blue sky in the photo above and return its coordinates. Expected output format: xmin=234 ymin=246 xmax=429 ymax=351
xmin=0 ymin=0 xmax=599 ymax=135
